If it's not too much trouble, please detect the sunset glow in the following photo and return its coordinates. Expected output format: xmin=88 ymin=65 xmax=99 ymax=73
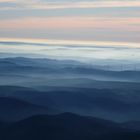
xmin=0 ymin=0 xmax=139 ymax=43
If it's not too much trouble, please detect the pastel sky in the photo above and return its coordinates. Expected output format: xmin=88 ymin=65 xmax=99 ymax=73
xmin=0 ymin=0 xmax=140 ymax=43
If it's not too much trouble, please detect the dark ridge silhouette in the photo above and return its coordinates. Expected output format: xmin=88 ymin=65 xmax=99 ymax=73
xmin=0 ymin=113 xmax=140 ymax=140
xmin=0 ymin=86 xmax=140 ymax=122
xmin=0 ymin=57 xmax=140 ymax=139
xmin=0 ymin=97 xmax=55 ymax=122
xmin=122 ymin=121 xmax=140 ymax=131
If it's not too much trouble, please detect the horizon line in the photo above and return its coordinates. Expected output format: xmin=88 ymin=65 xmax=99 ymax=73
xmin=0 ymin=38 xmax=140 ymax=48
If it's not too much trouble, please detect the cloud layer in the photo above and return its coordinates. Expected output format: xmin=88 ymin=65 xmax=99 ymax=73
xmin=0 ymin=0 xmax=140 ymax=10
xmin=0 ymin=0 xmax=139 ymax=43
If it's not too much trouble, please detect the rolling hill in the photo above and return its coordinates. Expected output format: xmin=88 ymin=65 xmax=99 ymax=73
xmin=0 ymin=113 xmax=140 ymax=140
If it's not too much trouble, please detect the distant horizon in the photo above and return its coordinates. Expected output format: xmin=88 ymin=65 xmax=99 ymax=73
xmin=0 ymin=38 xmax=140 ymax=48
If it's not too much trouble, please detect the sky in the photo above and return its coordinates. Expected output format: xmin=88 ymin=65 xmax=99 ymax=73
xmin=0 ymin=0 xmax=140 ymax=43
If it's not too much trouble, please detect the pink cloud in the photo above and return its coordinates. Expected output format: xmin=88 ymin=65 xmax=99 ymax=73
xmin=0 ymin=17 xmax=140 ymax=32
